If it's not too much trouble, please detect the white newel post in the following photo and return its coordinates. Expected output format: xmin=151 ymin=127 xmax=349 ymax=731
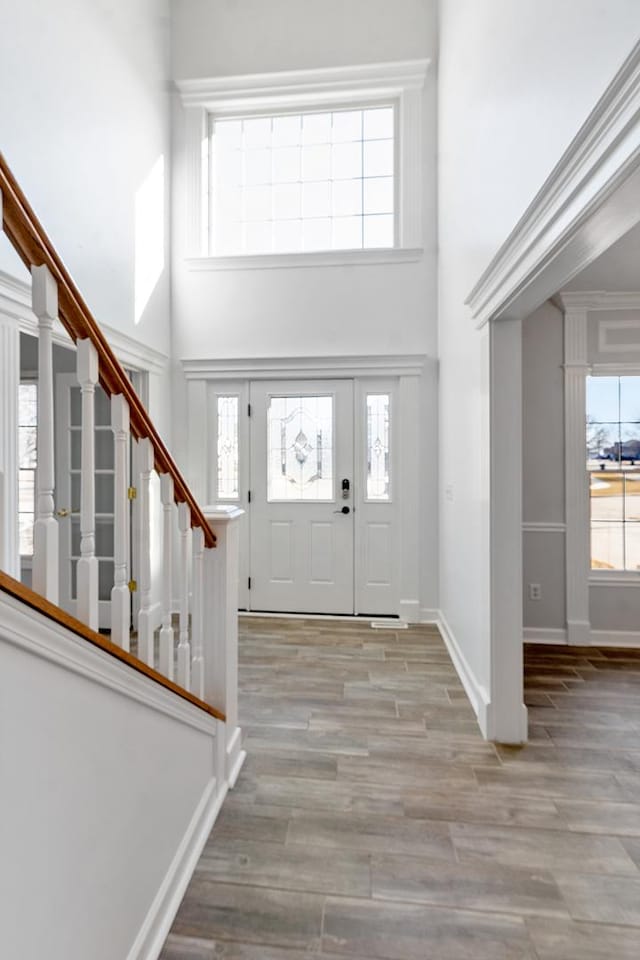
xmin=191 ymin=525 xmax=205 ymax=698
xmin=203 ymin=505 xmax=245 ymax=789
xmin=76 ymin=339 xmax=99 ymax=629
xmin=158 ymin=474 xmax=175 ymax=679
xmin=176 ymin=501 xmax=192 ymax=689
xmin=31 ymin=265 xmax=59 ymax=602
xmin=110 ymin=394 xmax=130 ymax=649
xmin=137 ymin=437 xmax=155 ymax=665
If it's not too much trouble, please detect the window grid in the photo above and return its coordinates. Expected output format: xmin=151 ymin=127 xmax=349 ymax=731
xmin=18 ymin=382 xmax=37 ymax=556
xmin=587 ymin=375 xmax=640 ymax=572
xmin=210 ymin=106 xmax=395 ymax=256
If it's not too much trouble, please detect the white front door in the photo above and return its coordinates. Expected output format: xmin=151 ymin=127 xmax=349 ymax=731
xmin=249 ymin=379 xmax=354 ymax=613
xmin=55 ymin=374 xmax=116 ymax=628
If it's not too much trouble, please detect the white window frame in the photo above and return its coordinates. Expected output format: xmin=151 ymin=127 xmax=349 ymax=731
xmin=176 ymin=59 xmax=428 ymax=270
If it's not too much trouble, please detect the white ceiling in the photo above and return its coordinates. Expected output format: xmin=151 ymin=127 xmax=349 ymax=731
xmin=565 ymin=219 xmax=640 ymax=292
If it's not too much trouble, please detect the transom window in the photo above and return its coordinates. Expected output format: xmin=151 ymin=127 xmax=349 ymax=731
xmin=210 ymin=106 xmax=395 ymax=256
xmin=587 ymin=375 xmax=640 ymax=571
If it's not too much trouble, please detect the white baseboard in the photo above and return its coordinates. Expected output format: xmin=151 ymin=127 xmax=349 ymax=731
xmin=524 ymin=626 xmax=640 ymax=648
xmin=589 ymin=629 xmax=640 ymax=648
xmin=419 ymin=607 xmax=439 ymax=623
xmin=435 ymin=610 xmax=490 ymax=738
xmin=523 ymin=627 xmax=567 ymax=645
xmin=129 ymin=776 xmax=225 ymax=960
xmin=398 ymin=599 xmax=420 ymax=623
xmin=226 ymin=726 xmax=247 ymax=788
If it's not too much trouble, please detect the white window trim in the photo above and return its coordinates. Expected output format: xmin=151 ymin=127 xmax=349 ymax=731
xmin=175 ymin=59 xmax=429 ymax=268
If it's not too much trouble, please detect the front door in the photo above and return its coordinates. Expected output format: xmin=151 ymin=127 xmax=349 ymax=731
xmin=249 ymin=379 xmax=354 ymax=613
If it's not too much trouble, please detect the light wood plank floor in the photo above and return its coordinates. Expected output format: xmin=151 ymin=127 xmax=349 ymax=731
xmin=160 ymin=620 xmax=640 ymax=959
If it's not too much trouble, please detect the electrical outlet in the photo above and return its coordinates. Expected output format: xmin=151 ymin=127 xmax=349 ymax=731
xmin=529 ymin=583 xmax=542 ymax=601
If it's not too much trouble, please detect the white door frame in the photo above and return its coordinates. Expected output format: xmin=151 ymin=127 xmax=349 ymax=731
xmin=183 ymin=355 xmax=425 ymax=620
xmin=465 ymin=41 xmax=640 ymax=743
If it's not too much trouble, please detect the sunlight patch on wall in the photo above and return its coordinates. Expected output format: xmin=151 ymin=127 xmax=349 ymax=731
xmin=134 ymin=155 xmax=164 ymax=324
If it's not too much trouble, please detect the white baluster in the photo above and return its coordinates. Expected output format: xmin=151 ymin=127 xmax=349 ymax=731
xmin=158 ymin=473 xmax=175 ymax=679
xmin=191 ymin=525 xmax=205 ymax=699
xmin=76 ymin=339 xmax=99 ymax=629
xmin=137 ymin=437 xmax=155 ymax=665
xmin=176 ymin=501 xmax=191 ymax=690
xmin=110 ymin=394 xmax=130 ymax=650
xmin=31 ymin=265 xmax=59 ymax=603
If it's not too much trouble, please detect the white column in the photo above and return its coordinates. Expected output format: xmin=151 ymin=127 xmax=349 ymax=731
xmin=158 ymin=473 xmax=175 ymax=679
xmin=136 ymin=437 xmax=155 ymax=665
xmin=204 ymin=505 xmax=245 ymax=789
xmin=176 ymin=501 xmax=192 ymax=690
xmin=564 ymin=306 xmax=591 ymax=645
xmin=489 ymin=318 xmax=528 ymax=743
xmin=31 ymin=265 xmax=59 ymax=602
xmin=110 ymin=394 xmax=130 ymax=650
xmin=0 ymin=315 xmax=20 ymax=578
xmin=191 ymin=525 xmax=205 ymax=699
xmin=76 ymin=339 xmax=99 ymax=629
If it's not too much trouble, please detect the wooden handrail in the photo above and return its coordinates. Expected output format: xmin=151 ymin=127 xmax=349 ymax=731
xmin=0 ymin=152 xmax=215 ymax=548
xmin=0 ymin=571 xmax=225 ymax=722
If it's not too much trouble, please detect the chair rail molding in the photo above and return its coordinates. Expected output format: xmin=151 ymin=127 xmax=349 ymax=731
xmin=465 ymin=40 xmax=640 ymax=327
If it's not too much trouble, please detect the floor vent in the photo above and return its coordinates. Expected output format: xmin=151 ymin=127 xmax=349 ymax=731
xmin=370 ymin=620 xmax=409 ymax=629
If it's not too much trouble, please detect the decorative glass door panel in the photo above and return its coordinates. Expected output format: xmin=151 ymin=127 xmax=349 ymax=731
xmin=267 ymin=395 xmax=334 ymax=501
xmin=250 ymin=380 xmax=354 ymax=614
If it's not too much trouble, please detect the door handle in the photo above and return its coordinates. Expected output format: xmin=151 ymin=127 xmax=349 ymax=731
xmin=333 ymin=505 xmax=351 ymax=515
xmin=56 ymin=508 xmax=71 ymax=518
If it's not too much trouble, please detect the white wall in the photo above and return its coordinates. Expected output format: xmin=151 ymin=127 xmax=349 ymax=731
xmin=0 ymin=0 xmax=172 ymax=355
xmin=0 ymin=592 xmax=218 ymax=960
xmin=170 ymin=0 xmax=439 ymax=613
xmin=438 ymin=0 xmax=640 ymax=727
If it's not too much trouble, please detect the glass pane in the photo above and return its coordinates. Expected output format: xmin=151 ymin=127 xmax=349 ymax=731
xmin=331 ymin=111 xmax=362 ymax=143
xmin=620 ymin=377 xmax=640 ymax=422
xmin=18 ymin=469 xmax=35 ymax=513
xmin=587 ymin=377 xmax=619 ymax=425
xmin=95 ymin=386 xmax=111 ymax=426
xmin=71 ymin=429 xmax=81 ymax=470
xmin=332 ymin=217 xmax=362 ymax=250
xmin=70 ymin=387 xmax=81 ymax=427
xmin=19 ymin=383 xmax=37 ymax=425
xmin=302 ymin=218 xmax=331 ymax=252
xmin=217 ymin=396 xmax=239 ymax=499
xmin=244 ymin=117 xmax=271 ymax=148
xmin=273 ymin=147 xmax=299 ymax=183
xmin=273 ymin=115 xmax=301 ymax=146
xmin=301 ymin=145 xmax=331 ymax=181
xmin=363 ymin=214 xmax=394 ymax=248
xmin=590 ymin=472 xmax=623 ymax=521
xmin=71 ymin=473 xmax=80 ymax=511
xmin=591 ymin=521 xmax=624 ymax=570
xmin=364 ymin=139 xmax=394 ymax=177
xmin=215 ymin=119 xmax=242 ymax=148
xmin=96 ymin=474 xmax=114 ymax=514
xmin=71 ymin=558 xmax=77 ymax=600
xmin=332 ymin=179 xmax=362 ymax=217
xmin=95 ymin=519 xmax=115 ymax=557
xmin=71 ymin=519 xmax=80 ymax=557
xmin=332 ymin=142 xmax=362 ymax=180
xmin=267 ymin=395 xmax=333 ymax=501
xmin=273 ymin=183 xmax=300 ymax=220
xmin=364 ymin=107 xmax=394 ymax=140
xmin=95 ymin=430 xmax=114 ymax=470
xmin=246 ymin=149 xmax=272 ymax=185
xmin=625 ymin=522 xmax=640 ymax=571
xmin=99 ymin=560 xmax=114 ymax=602
xmin=19 ymin=514 xmax=34 ymax=556
xmin=273 ymin=219 xmax=302 ymax=253
xmin=18 ymin=426 xmax=37 ymax=468
xmin=302 ymin=182 xmax=331 ymax=219
xmin=364 ymin=177 xmax=394 ymax=215
xmin=246 ymin=185 xmax=272 ymax=221
xmin=302 ymin=112 xmax=331 ymax=145
xmin=367 ymin=394 xmax=390 ymax=500
xmin=246 ymin=221 xmax=272 ymax=253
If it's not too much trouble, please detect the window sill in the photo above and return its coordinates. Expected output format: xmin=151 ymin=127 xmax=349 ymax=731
xmin=590 ymin=572 xmax=640 ymax=586
xmin=186 ymin=247 xmax=423 ymax=272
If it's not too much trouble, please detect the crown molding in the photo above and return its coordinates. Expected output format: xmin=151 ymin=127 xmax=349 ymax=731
xmin=182 ymin=354 xmax=427 ymax=380
xmin=559 ymin=290 xmax=640 ymax=311
xmin=466 ymin=41 xmax=640 ymax=327
xmin=175 ymin=59 xmax=430 ymax=111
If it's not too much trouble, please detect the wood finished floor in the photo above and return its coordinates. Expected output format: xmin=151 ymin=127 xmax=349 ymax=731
xmin=160 ymin=620 xmax=640 ymax=959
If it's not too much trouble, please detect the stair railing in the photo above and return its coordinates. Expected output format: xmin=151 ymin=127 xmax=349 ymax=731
xmin=0 ymin=153 xmax=244 ymax=769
